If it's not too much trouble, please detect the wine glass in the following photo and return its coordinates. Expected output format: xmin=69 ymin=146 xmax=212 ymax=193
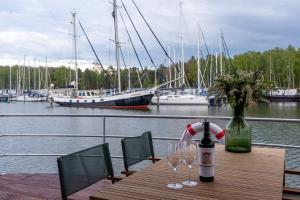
xmin=167 ymin=142 xmax=183 ymax=189
xmin=182 ymin=142 xmax=198 ymax=186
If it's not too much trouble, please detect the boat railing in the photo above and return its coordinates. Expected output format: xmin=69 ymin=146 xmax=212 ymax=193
xmin=0 ymin=114 xmax=300 ymax=159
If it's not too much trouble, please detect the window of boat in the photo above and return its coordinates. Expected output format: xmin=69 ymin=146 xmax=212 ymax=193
xmin=69 ymin=100 xmax=72 ymax=103
xmin=87 ymin=92 xmax=91 ymax=96
xmin=92 ymin=100 xmax=95 ymax=103
xmin=82 ymin=92 xmax=86 ymax=96
xmin=100 ymin=99 xmax=103 ymax=102
xmin=91 ymin=92 xmax=95 ymax=96
xmin=84 ymin=100 xmax=87 ymax=103
xmin=77 ymin=100 xmax=79 ymax=103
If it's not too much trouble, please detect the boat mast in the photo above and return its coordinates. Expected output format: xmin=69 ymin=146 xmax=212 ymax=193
xmin=197 ymin=29 xmax=200 ymax=90
xmin=168 ymin=47 xmax=172 ymax=88
xmin=173 ymin=49 xmax=177 ymax=88
xmin=9 ymin=65 xmax=11 ymax=101
xmin=127 ymin=49 xmax=131 ymax=90
xmin=288 ymin=64 xmax=291 ymax=89
xmin=113 ymin=0 xmax=121 ymax=93
xmin=33 ymin=57 xmax=36 ymax=90
xmin=17 ymin=60 xmax=20 ymax=94
xmin=45 ymin=56 xmax=48 ymax=90
xmin=27 ymin=60 xmax=30 ymax=90
xmin=209 ymin=53 xmax=212 ymax=87
xmin=72 ymin=12 xmax=78 ymax=95
xmin=180 ymin=1 xmax=185 ymax=86
xmin=154 ymin=68 xmax=157 ymax=87
xmin=178 ymin=52 xmax=181 ymax=86
xmin=269 ymin=52 xmax=272 ymax=82
xmin=38 ymin=61 xmax=41 ymax=92
xmin=22 ymin=55 xmax=25 ymax=92
xmin=215 ymin=52 xmax=218 ymax=75
xmin=220 ymin=32 xmax=223 ymax=75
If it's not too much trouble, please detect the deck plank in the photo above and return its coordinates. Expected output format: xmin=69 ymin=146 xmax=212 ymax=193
xmin=0 ymin=173 xmax=111 ymax=200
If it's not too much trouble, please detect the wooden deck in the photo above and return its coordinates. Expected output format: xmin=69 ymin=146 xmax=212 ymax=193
xmin=91 ymin=145 xmax=286 ymax=200
xmin=0 ymin=173 xmax=111 ymax=200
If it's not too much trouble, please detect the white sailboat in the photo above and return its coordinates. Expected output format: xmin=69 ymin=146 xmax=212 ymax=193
xmin=151 ymin=3 xmax=208 ymax=106
xmin=17 ymin=57 xmax=48 ymax=102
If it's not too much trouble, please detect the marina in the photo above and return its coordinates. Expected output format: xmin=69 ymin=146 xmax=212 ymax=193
xmin=0 ymin=0 xmax=300 ymax=199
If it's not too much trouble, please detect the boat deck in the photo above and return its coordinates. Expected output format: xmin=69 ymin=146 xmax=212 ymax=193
xmin=0 ymin=173 xmax=111 ymax=200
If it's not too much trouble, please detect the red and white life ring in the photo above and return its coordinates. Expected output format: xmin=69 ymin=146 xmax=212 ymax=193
xmin=179 ymin=122 xmax=225 ymax=145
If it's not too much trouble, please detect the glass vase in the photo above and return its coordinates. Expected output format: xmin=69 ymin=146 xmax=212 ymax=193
xmin=225 ymin=106 xmax=251 ymax=153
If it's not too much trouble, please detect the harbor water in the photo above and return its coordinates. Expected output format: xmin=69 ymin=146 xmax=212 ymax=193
xmin=0 ymin=102 xmax=299 ymax=187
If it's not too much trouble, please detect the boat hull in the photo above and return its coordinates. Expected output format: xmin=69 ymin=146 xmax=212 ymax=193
xmin=151 ymin=95 xmax=208 ymax=105
xmin=0 ymin=96 xmax=9 ymax=103
xmin=53 ymin=91 xmax=154 ymax=109
xmin=16 ymin=96 xmax=48 ymax=102
xmin=264 ymin=95 xmax=300 ymax=102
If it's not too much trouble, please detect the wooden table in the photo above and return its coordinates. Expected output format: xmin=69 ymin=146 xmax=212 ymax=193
xmin=91 ymin=145 xmax=285 ymax=200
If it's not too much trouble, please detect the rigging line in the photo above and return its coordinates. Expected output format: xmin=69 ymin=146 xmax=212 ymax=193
xmin=199 ymin=25 xmax=217 ymax=76
xmin=221 ymin=32 xmax=234 ymax=70
xmin=131 ymin=0 xmax=177 ymax=70
xmin=199 ymin=25 xmax=210 ymax=56
xmin=119 ymin=12 xmax=144 ymax=72
xmin=121 ymin=1 xmax=158 ymax=70
xmin=78 ymin=20 xmax=106 ymax=72
xmin=198 ymin=49 xmax=207 ymax=88
xmin=119 ymin=47 xmax=127 ymax=68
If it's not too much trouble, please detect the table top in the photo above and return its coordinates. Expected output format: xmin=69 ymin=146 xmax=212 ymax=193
xmin=91 ymin=145 xmax=285 ymax=200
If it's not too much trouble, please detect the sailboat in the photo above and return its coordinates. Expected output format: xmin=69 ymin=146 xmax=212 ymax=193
xmin=151 ymin=3 xmax=208 ymax=106
xmin=264 ymin=62 xmax=300 ymax=102
xmin=52 ymin=1 xmax=155 ymax=109
xmin=16 ymin=57 xmax=49 ymax=102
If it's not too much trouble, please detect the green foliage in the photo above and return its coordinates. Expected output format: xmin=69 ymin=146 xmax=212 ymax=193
xmin=0 ymin=45 xmax=299 ymax=91
xmin=209 ymin=70 xmax=265 ymax=116
xmin=52 ymin=66 xmax=70 ymax=88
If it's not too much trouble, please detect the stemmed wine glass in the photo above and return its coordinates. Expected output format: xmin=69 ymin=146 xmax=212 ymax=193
xmin=182 ymin=142 xmax=198 ymax=186
xmin=167 ymin=142 xmax=183 ymax=189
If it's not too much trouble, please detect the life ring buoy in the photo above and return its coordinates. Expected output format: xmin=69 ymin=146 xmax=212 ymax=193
xmin=179 ymin=122 xmax=225 ymax=146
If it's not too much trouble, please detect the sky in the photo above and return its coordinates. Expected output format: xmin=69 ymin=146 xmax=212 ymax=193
xmin=0 ymin=0 xmax=300 ymax=69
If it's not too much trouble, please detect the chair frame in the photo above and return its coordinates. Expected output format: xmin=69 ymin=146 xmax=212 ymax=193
xmin=282 ymin=164 xmax=300 ymax=200
xmin=121 ymin=131 xmax=160 ymax=176
xmin=57 ymin=143 xmax=120 ymax=200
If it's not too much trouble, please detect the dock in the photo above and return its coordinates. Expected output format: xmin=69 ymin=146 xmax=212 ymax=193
xmin=0 ymin=173 xmax=111 ymax=200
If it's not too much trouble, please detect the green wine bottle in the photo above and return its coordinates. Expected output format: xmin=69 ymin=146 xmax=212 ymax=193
xmin=199 ymin=121 xmax=215 ymax=182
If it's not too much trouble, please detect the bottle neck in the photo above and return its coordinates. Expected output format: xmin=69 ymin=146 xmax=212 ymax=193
xmin=203 ymin=121 xmax=210 ymax=138
xmin=204 ymin=130 xmax=210 ymax=138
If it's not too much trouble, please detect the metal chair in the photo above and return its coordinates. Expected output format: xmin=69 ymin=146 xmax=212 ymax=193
xmin=57 ymin=143 xmax=120 ymax=200
xmin=121 ymin=131 xmax=160 ymax=176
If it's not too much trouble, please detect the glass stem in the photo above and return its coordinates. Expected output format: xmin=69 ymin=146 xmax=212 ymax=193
xmin=173 ymin=168 xmax=177 ymax=186
xmin=188 ymin=165 xmax=192 ymax=183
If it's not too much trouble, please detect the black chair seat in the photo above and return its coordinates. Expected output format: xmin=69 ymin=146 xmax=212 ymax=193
xmin=121 ymin=131 xmax=160 ymax=176
xmin=57 ymin=143 xmax=119 ymax=200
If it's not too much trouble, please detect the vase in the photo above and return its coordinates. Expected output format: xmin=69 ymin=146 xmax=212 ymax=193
xmin=225 ymin=105 xmax=251 ymax=153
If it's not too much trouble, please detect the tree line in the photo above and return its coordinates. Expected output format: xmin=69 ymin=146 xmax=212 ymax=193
xmin=0 ymin=45 xmax=299 ymax=91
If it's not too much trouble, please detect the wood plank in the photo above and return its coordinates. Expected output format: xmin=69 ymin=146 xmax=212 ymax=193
xmin=91 ymin=145 xmax=285 ymax=200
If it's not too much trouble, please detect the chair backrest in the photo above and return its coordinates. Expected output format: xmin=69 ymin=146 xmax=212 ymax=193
xmin=57 ymin=143 xmax=114 ymax=200
xmin=121 ymin=131 xmax=155 ymax=171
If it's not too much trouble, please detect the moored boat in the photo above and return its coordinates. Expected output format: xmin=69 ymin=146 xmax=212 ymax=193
xmin=152 ymin=93 xmax=208 ymax=105
xmin=264 ymin=88 xmax=300 ymax=102
xmin=53 ymin=89 xmax=154 ymax=108
xmin=16 ymin=91 xmax=48 ymax=102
